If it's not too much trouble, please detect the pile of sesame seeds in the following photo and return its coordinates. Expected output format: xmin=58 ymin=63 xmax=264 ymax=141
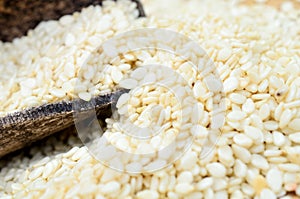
xmin=1 ymin=0 xmax=300 ymax=198
xmin=0 ymin=0 xmax=139 ymax=116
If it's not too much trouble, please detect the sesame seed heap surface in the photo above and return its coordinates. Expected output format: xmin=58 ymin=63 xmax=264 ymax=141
xmin=1 ymin=0 xmax=300 ymax=199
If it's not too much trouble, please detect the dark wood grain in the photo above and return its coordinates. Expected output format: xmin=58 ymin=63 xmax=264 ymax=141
xmin=0 ymin=89 xmax=128 ymax=157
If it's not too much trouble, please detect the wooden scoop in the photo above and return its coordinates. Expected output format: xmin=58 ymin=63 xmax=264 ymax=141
xmin=0 ymin=0 xmax=145 ymax=157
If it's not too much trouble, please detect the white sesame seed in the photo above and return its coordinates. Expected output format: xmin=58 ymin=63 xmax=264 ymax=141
xmin=217 ymin=47 xmax=232 ymax=61
xmin=288 ymin=119 xmax=300 ymax=131
xmin=175 ymin=183 xmax=194 ymax=194
xmin=42 ymin=162 xmax=55 ymax=179
xmin=260 ymin=189 xmax=276 ymax=199
xmin=284 ymin=100 xmax=300 ymax=109
xmin=266 ymin=168 xmax=282 ymax=193
xmin=213 ymin=178 xmax=227 ymax=191
xmin=102 ymin=42 xmax=118 ymax=58
xmin=64 ymin=33 xmax=76 ymax=46
xmin=244 ymin=126 xmax=263 ymax=144
xmin=116 ymin=93 xmax=130 ymax=109
xmin=274 ymin=103 xmax=284 ymax=121
xmin=177 ymin=171 xmax=193 ymax=184
xmin=264 ymin=121 xmax=278 ymax=131
xmin=193 ymin=81 xmax=207 ymax=99
xmin=289 ymin=132 xmax=300 ymax=143
xmin=185 ymin=192 xmax=203 ymax=199
xmin=233 ymin=133 xmax=253 ymax=148
xmin=206 ymin=163 xmax=226 ymax=178
xmin=178 ymin=151 xmax=197 ymax=170
xmin=204 ymin=188 xmax=214 ymax=198
xmin=231 ymin=190 xmax=244 ymax=199
xmin=142 ymin=72 xmax=157 ymax=84
xmin=278 ymin=163 xmax=300 ymax=172
xmin=101 ymin=181 xmax=121 ymax=194
xmin=28 ymin=167 xmax=44 ymax=181
xmin=59 ymin=15 xmax=74 ymax=26
xmin=273 ymin=131 xmax=286 ymax=147
xmin=218 ymin=145 xmax=234 ymax=166
xmin=258 ymin=104 xmax=270 ymax=120
xmin=49 ymin=88 xmax=66 ymax=98
xmin=241 ymin=183 xmax=255 ymax=196
xmin=119 ymin=78 xmax=138 ymax=89
xmin=196 ymin=177 xmax=213 ymax=191
xmin=78 ymin=92 xmax=92 ymax=101
xmin=131 ymin=67 xmax=147 ymax=80
xmin=263 ymin=149 xmax=281 ymax=157
xmin=111 ymin=67 xmax=123 ymax=83
xmin=223 ymin=76 xmax=239 ymax=93
xmin=232 ymin=144 xmax=251 ymax=163
xmin=242 ymin=98 xmax=255 ymax=113
xmin=71 ymin=147 xmax=88 ymax=161
xmin=234 ymin=159 xmax=247 ymax=178
xmin=33 ymin=157 xmax=50 ymax=168
xmin=227 ymin=111 xmax=247 ymax=121
xmin=214 ymin=190 xmax=228 ymax=199
xmin=204 ymin=75 xmax=223 ymax=92
xmin=229 ymin=93 xmax=246 ymax=104
xmin=136 ymin=190 xmax=159 ymax=199
xmin=167 ymin=192 xmax=179 ymax=199
xmin=251 ymin=154 xmax=269 ymax=170
xmin=279 ymin=109 xmax=293 ymax=128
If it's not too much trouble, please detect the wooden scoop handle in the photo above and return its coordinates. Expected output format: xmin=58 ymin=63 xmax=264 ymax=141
xmin=0 ymin=89 xmax=128 ymax=157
